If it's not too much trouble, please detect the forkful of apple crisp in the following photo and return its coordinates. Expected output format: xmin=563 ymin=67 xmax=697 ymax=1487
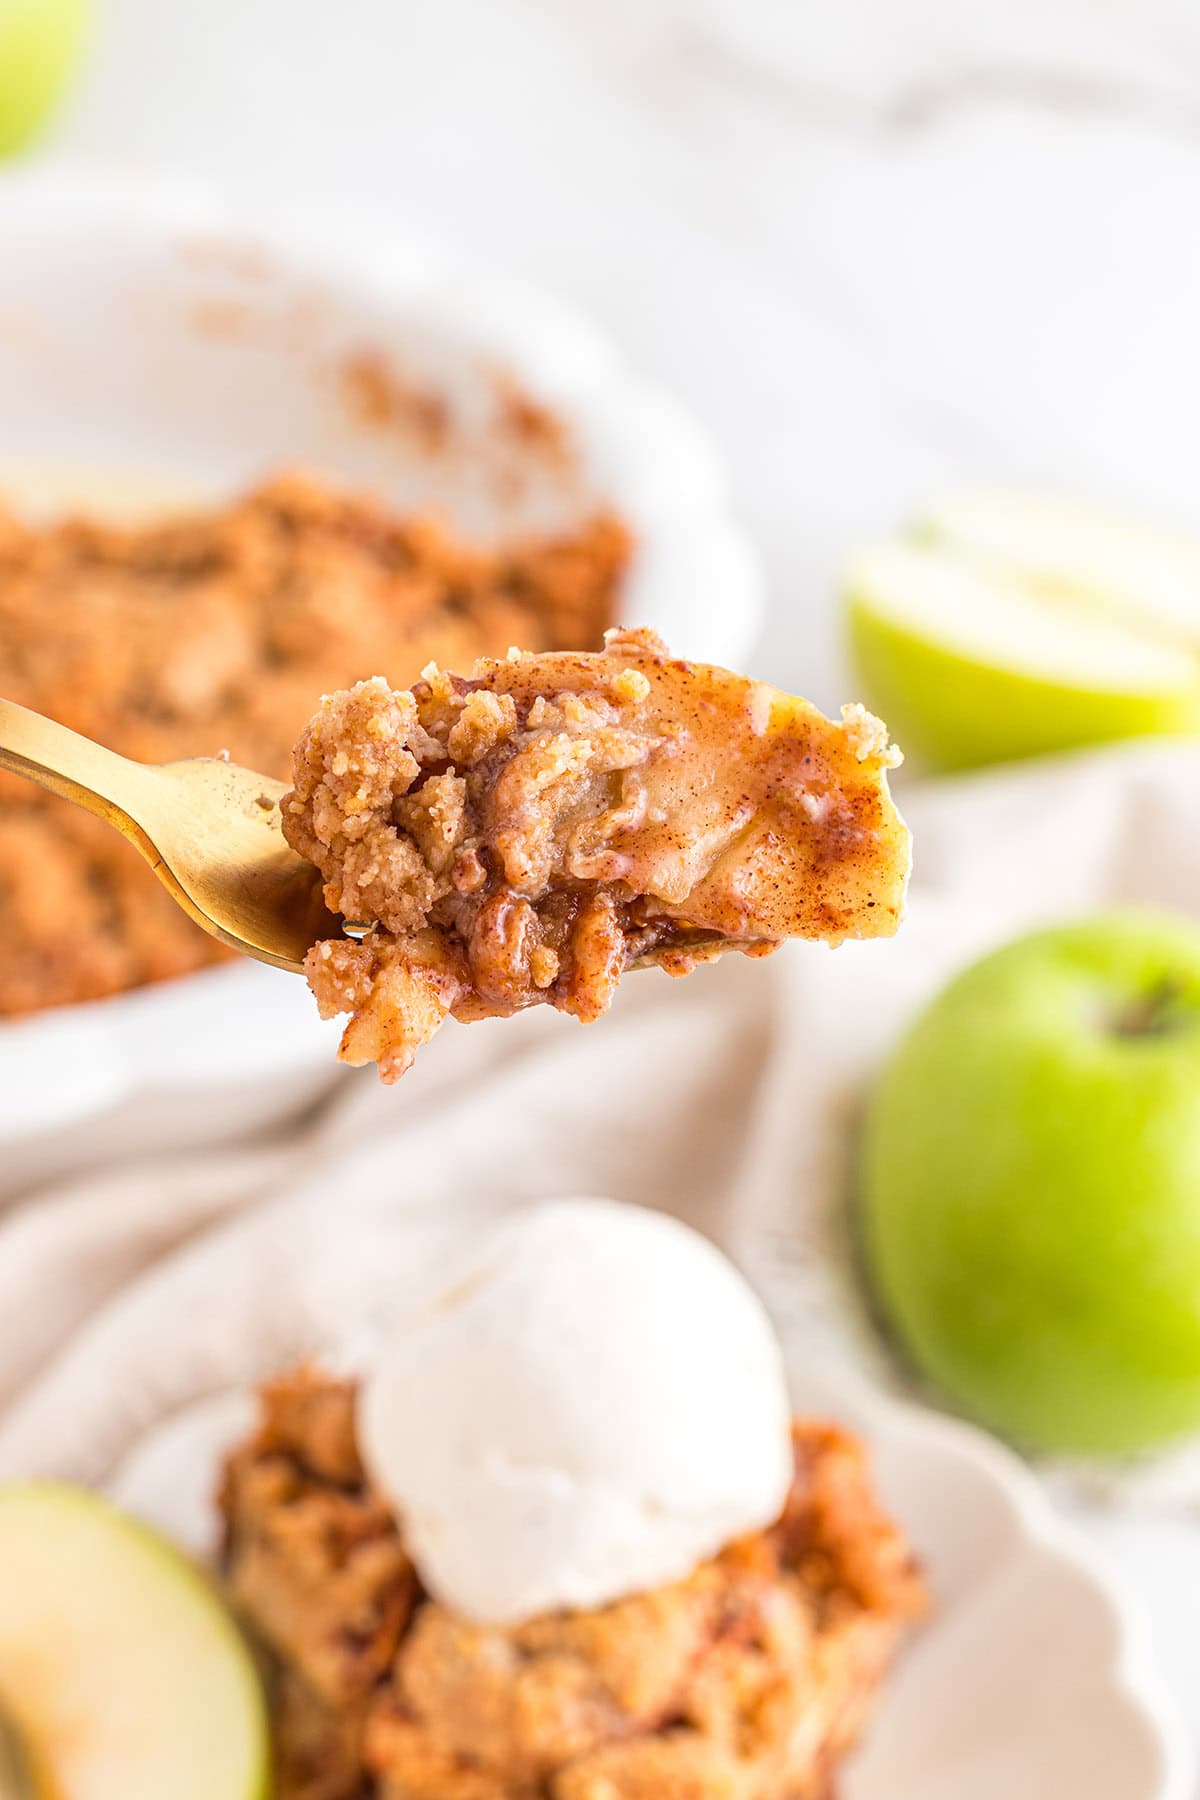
xmin=284 ymin=627 xmax=910 ymax=1080
xmin=0 ymin=628 xmax=909 ymax=1081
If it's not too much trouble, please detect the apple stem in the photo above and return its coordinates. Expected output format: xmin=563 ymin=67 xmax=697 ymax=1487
xmin=1114 ymin=976 xmax=1186 ymax=1039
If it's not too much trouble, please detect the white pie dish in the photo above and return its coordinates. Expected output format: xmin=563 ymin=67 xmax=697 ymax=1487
xmin=0 ymin=163 xmax=763 ymax=1197
xmin=107 ymin=1352 xmax=1192 ymax=1800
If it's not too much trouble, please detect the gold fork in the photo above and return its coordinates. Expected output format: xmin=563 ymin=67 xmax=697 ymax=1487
xmin=0 ymin=699 xmax=342 ymax=971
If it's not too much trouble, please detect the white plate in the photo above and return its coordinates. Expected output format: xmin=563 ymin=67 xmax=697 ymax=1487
xmin=108 ymin=1358 xmax=1192 ymax=1800
xmin=0 ymin=163 xmax=763 ymax=1196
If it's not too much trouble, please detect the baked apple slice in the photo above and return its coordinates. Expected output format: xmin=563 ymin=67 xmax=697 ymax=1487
xmin=285 ymin=627 xmax=910 ymax=1080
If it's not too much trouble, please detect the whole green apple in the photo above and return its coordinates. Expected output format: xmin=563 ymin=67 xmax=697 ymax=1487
xmin=861 ymin=910 xmax=1200 ymax=1455
xmin=843 ymin=493 xmax=1200 ymax=773
xmin=0 ymin=0 xmax=89 ymax=158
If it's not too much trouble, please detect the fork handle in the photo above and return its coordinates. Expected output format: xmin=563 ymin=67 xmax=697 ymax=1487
xmin=0 ymin=698 xmax=150 ymax=834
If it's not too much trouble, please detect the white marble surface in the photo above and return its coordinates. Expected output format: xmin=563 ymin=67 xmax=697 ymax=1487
xmin=47 ymin=0 xmax=1200 ymax=719
xmin=32 ymin=0 xmax=1200 ymax=1781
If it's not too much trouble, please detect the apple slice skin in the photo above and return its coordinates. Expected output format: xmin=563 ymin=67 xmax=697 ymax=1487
xmin=861 ymin=911 xmax=1200 ymax=1456
xmin=846 ymin=593 xmax=1200 ymax=774
xmin=0 ymin=1482 xmax=270 ymax=1800
xmin=0 ymin=0 xmax=90 ymax=156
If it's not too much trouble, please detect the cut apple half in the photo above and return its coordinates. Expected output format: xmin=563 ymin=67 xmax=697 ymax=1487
xmin=844 ymin=493 xmax=1200 ymax=772
xmin=921 ymin=491 xmax=1200 ymax=645
xmin=0 ymin=1483 xmax=268 ymax=1800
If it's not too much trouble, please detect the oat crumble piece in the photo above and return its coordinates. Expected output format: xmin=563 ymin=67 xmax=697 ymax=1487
xmin=284 ymin=628 xmax=910 ymax=1080
xmin=220 ymin=1369 xmax=924 ymax=1800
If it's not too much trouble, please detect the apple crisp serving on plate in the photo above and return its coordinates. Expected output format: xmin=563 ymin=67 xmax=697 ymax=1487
xmin=284 ymin=628 xmax=910 ymax=1079
xmin=220 ymin=1368 xmax=924 ymax=1800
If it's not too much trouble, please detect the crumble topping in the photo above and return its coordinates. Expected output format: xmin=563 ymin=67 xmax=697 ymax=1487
xmin=220 ymin=1369 xmax=924 ymax=1800
xmin=0 ymin=474 xmax=628 ymax=1015
xmin=284 ymin=628 xmax=909 ymax=1080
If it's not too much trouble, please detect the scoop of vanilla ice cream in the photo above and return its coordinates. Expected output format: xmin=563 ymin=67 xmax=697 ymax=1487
xmin=358 ymin=1196 xmax=793 ymax=1626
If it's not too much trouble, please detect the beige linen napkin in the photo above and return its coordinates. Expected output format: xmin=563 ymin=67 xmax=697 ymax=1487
xmin=4 ymin=738 xmax=1200 ymax=1541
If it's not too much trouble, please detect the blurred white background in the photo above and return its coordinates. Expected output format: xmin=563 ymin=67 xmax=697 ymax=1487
xmin=23 ymin=0 xmax=1200 ymax=1780
xmin=46 ymin=0 xmax=1200 ymax=711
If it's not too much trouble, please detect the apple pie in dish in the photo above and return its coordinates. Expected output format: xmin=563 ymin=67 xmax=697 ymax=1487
xmin=220 ymin=1369 xmax=924 ymax=1800
xmin=285 ymin=628 xmax=909 ymax=1079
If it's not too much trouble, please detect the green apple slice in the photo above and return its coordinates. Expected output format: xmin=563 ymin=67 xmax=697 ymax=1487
xmin=921 ymin=491 xmax=1200 ymax=642
xmin=0 ymin=0 xmax=90 ymax=156
xmin=843 ymin=493 xmax=1200 ymax=772
xmin=0 ymin=1483 xmax=269 ymax=1800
